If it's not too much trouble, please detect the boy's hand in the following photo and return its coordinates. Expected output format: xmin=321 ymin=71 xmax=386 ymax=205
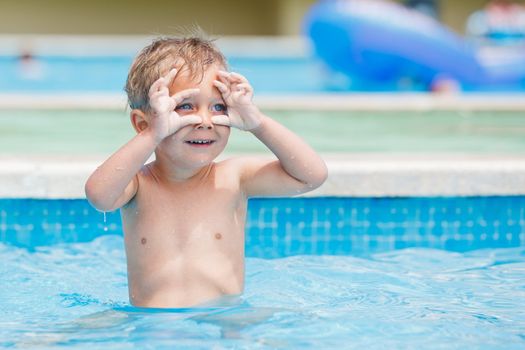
xmin=148 ymin=68 xmax=202 ymax=142
xmin=212 ymin=71 xmax=262 ymax=131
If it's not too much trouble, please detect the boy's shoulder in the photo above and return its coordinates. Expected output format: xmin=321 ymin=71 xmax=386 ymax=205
xmin=213 ymin=156 xmax=248 ymax=176
xmin=216 ymin=156 xmax=275 ymax=188
xmin=216 ymin=156 xmax=273 ymax=172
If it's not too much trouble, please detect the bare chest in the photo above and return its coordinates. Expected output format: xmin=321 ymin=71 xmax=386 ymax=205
xmin=121 ymin=175 xmax=246 ymax=258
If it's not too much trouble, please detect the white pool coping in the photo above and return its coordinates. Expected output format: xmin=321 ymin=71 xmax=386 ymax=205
xmin=2 ymin=154 xmax=525 ymax=199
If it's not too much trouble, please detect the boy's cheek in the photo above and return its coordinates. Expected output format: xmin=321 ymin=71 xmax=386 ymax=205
xmin=171 ymin=125 xmax=193 ymax=136
xmin=218 ymin=125 xmax=231 ymax=136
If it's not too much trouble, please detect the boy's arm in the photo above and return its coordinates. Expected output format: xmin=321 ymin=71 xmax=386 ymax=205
xmin=85 ymin=68 xmax=201 ymax=211
xmin=213 ymin=71 xmax=327 ymax=197
xmin=85 ymin=129 xmax=157 ymax=212
xmin=241 ymin=115 xmax=327 ymax=196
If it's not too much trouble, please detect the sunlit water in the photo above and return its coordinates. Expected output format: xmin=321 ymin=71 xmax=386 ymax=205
xmin=1 ymin=236 xmax=524 ymax=349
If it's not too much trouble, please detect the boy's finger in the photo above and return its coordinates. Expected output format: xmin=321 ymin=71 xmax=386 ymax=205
xmin=163 ymin=68 xmax=179 ymax=85
xmin=211 ymin=115 xmax=231 ymax=126
xmin=148 ymin=77 xmax=166 ymax=95
xmin=216 ymin=73 xmax=232 ymax=87
xmin=229 ymin=72 xmax=249 ymax=84
xmin=149 ymin=68 xmax=179 ymax=96
xmin=172 ymin=88 xmax=200 ymax=104
xmin=149 ymin=91 xmax=164 ymax=100
xmin=235 ymin=83 xmax=252 ymax=93
xmin=178 ymin=114 xmax=202 ymax=127
xmin=232 ymin=90 xmax=245 ymax=100
xmin=213 ymin=80 xmax=229 ymax=94
xmin=217 ymin=70 xmax=231 ymax=78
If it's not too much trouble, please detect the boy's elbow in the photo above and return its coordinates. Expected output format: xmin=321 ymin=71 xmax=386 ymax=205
xmin=307 ymin=162 xmax=328 ymax=190
xmin=84 ymin=180 xmax=115 ymax=212
xmin=85 ymin=181 xmax=103 ymax=210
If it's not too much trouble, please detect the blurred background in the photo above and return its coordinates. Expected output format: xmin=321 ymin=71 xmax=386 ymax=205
xmin=0 ymin=0 xmax=509 ymax=36
xmin=0 ymin=0 xmax=524 ymax=156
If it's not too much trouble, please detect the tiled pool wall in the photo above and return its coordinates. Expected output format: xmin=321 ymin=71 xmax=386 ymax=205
xmin=1 ymin=197 xmax=524 ymax=257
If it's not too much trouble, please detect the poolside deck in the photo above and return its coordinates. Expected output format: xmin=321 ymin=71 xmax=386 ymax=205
xmin=2 ymin=91 xmax=525 ymax=199
xmin=2 ymin=154 xmax=525 ymax=198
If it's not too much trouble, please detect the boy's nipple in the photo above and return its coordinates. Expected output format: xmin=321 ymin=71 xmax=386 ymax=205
xmin=141 ymin=237 xmax=147 ymax=245
xmin=215 ymin=233 xmax=222 ymax=240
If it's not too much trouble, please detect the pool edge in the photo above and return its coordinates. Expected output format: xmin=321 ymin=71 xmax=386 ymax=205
xmin=2 ymin=155 xmax=525 ymax=198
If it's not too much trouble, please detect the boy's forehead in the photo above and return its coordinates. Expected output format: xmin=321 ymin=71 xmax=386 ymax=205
xmin=169 ymin=65 xmax=223 ymax=92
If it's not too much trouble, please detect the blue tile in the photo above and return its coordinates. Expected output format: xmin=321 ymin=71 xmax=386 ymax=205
xmin=1 ymin=196 xmax=525 ymax=257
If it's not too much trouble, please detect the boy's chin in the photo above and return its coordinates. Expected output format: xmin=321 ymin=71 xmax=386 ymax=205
xmin=187 ymin=156 xmax=217 ymax=168
xmin=177 ymin=152 xmax=222 ymax=168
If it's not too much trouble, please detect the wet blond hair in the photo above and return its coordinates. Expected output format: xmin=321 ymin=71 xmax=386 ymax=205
xmin=125 ymin=33 xmax=227 ymax=112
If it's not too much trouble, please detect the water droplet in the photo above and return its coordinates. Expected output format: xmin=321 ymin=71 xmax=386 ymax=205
xmin=102 ymin=211 xmax=108 ymax=232
xmin=290 ymin=155 xmax=295 ymax=160
xmin=115 ymin=167 xmax=124 ymax=171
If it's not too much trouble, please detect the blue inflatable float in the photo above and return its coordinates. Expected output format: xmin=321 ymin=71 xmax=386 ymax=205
xmin=304 ymin=0 xmax=525 ymax=91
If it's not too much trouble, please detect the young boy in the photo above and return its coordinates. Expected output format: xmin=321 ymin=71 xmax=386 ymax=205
xmin=85 ymin=36 xmax=327 ymax=308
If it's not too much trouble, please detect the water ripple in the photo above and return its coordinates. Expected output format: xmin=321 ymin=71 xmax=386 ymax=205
xmin=1 ymin=240 xmax=524 ymax=349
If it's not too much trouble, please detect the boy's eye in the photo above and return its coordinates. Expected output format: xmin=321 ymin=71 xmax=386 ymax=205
xmin=176 ymin=103 xmax=193 ymax=111
xmin=212 ymin=103 xmax=227 ymax=112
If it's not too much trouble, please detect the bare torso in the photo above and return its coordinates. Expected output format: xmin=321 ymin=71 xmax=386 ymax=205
xmin=121 ymin=160 xmax=246 ymax=308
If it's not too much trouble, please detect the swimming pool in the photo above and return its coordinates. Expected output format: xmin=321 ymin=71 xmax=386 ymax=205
xmin=1 ymin=197 xmax=524 ymax=348
xmin=1 ymin=102 xmax=525 ymax=347
xmin=1 ymin=33 xmax=524 ymax=348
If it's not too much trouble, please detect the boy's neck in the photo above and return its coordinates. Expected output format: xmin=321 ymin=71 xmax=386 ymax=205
xmin=150 ymin=157 xmax=214 ymax=183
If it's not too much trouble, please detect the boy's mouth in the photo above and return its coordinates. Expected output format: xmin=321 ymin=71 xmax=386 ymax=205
xmin=185 ymin=139 xmax=216 ymax=147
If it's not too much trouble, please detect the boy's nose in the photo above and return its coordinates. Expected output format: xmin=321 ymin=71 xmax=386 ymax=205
xmin=196 ymin=114 xmax=213 ymax=130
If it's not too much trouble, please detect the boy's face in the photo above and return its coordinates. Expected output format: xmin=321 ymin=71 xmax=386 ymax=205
xmin=153 ymin=64 xmax=230 ymax=168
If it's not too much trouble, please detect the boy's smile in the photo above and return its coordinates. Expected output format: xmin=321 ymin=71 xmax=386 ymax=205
xmin=185 ymin=139 xmax=216 ymax=147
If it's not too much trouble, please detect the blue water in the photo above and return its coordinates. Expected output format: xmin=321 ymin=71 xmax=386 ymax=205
xmin=0 ymin=55 xmax=333 ymax=94
xmin=2 ymin=53 xmax=523 ymax=93
xmin=1 ymin=235 xmax=524 ymax=349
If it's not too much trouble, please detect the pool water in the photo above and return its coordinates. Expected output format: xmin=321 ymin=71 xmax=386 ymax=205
xmin=1 ymin=236 xmax=524 ymax=349
xmin=0 ymin=55 xmax=328 ymax=94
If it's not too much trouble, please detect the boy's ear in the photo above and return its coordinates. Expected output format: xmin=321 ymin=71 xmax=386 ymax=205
xmin=130 ymin=109 xmax=149 ymax=133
